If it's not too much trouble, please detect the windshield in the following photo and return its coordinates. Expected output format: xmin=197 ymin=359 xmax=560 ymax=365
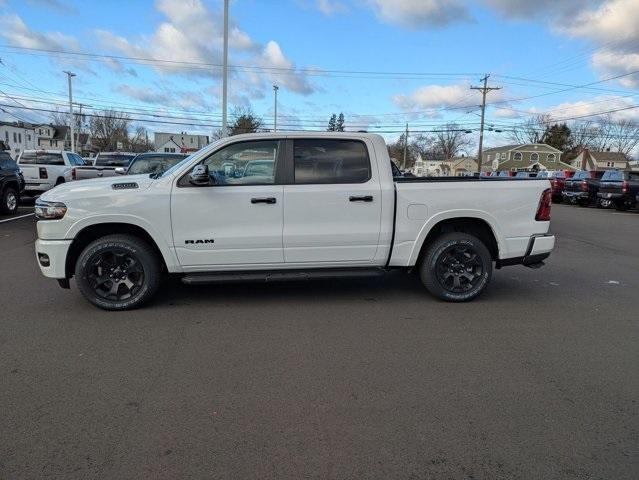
xmin=95 ymin=154 xmax=136 ymax=167
xmin=19 ymin=152 xmax=64 ymax=165
xmin=128 ymin=155 xmax=186 ymax=175
xmin=601 ymin=170 xmax=624 ymax=181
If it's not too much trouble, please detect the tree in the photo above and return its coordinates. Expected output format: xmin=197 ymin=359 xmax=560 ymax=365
xmin=508 ymin=114 xmax=552 ymax=144
xmin=542 ymin=122 xmax=572 ymax=152
xmin=127 ymin=126 xmax=154 ymax=153
xmin=327 ymin=114 xmax=337 ymax=131
xmin=432 ymin=123 xmax=473 ymax=159
xmin=229 ymin=106 xmax=263 ymax=136
xmin=336 ymin=113 xmax=345 ymax=132
xmin=89 ymin=109 xmax=130 ymax=151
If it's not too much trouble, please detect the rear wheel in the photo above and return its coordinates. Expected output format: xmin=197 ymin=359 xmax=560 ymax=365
xmin=75 ymin=234 xmax=161 ymax=310
xmin=419 ymin=232 xmax=492 ymax=302
xmin=577 ymin=198 xmax=589 ymax=207
xmin=1 ymin=187 xmax=18 ymax=214
xmin=615 ymin=201 xmax=629 ymax=211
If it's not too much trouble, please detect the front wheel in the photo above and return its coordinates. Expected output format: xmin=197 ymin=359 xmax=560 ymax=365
xmin=1 ymin=187 xmax=18 ymax=214
xmin=419 ymin=232 xmax=493 ymax=302
xmin=75 ymin=234 xmax=161 ymax=310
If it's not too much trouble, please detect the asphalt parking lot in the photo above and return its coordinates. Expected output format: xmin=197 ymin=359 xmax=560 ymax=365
xmin=0 ymin=204 xmax=637 ymax=479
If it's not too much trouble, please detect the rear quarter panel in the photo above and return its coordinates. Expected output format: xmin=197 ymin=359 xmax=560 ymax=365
xmin=391 ymin=179 xmax=550 ymax=266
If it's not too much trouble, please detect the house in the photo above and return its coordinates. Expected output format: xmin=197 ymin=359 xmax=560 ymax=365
xmin=0 ymin=121 xmax=36 ymax=158
xmin=482 ymin=143 xmax=572 ymax=172
xmin=409 ymin=153 xmax=478 ymax=177
xmin=35 ymin=124 xmax=70 ymax=150
xmin=154 ymin=132 xmax=209 ymax=153
xmin=570 ymin=149 xmax=630 ymax=171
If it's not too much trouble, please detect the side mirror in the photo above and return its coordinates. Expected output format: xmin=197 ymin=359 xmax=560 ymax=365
xmin=189 ymin=164 xmax=212 ymax=186
xmin=114 ymin=167 xmax=126 ymax=175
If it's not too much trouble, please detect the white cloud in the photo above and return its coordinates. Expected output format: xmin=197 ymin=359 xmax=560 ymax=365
xmin=545 ymin=95 xmax=639 ymax=122
xmin=96 ymin=0 xmax=314 ymax=96
xmin=591 ymin=50 xmax=639 ymax=88
xmin=392 ymin=83 xmax=490 ymax=117
xmin=0 ymin=13 xmax=80 ymax=52
xmin=316 ymin=0 xmax=347 ymax=15
xmin=367 ymin=0 xmax=472 ymax=28
xmin=484 ymin=0 xmax=601 ymax=19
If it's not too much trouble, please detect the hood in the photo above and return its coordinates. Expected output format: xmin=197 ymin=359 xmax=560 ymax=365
xmin=40 ymin=174 xmax=155 ymax=203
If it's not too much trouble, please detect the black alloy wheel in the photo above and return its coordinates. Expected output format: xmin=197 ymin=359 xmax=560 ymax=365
xmin=87 ymin=249 xmax=145 ymax=301
xmin=435 ymin=244 xmax=485 ymax=294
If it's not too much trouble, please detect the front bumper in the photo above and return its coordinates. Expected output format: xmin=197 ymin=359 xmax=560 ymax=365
xmin=35 ymin=239 xmax=72 ymax=279
xmin=498 ymin=234 xmax=555 ymax=268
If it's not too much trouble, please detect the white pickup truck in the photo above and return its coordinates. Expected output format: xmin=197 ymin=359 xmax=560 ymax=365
xmin=34 ymin=132 xmax=555 ymax=310
xmin=17 ymin=150 xmax=86 ymax=195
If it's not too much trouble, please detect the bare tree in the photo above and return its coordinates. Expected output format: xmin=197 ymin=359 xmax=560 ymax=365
xmin=433 ymin=123 xmax=473 ymax=159
xmin=127 ymin=126 xmax=154 ymax=153
xmin=508 ymin=114 xmax=552 ymax=144
xmin=89 ymin=109 xmax=130 ymax=151
xmin=606 ymin=117 xmax=639 ymax=156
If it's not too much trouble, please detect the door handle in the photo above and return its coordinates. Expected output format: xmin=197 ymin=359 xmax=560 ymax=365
xmin=251 ymin=197 xmax=277 ymax=204
xmin=349 ymin=195 xmax=373 ymax=202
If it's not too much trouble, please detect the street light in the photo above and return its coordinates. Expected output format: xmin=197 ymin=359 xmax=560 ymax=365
xmin=63 ymin=71 xmax=76 ymax=152
xmin=273 ymin=85 xmax=279 ymax=132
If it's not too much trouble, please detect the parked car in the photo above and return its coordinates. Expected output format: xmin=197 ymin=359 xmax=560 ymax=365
xmin=120 ymin=152 xmax=188 ymax=176
xmin=74 ymin=152 xmax=137 ymax=180
xmin=515 ymin=171 xmax=537 ymax=178
xmin=34 ymin=132 xmax=555 ymax=310
xmin=562 ymin=170 xmax=606 ymax=207
xmin=0 ymin=151 xmax=24 ymax=214
xmin=17 ymin=150 xmax=85 ymax=196
xmin=597 ymin=170 xmax=639 ymax=211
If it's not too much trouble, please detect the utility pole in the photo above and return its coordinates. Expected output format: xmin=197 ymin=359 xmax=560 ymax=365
xmin=402 ymin=122 xmax=408 ymax=170
xmin=471 ymin=74 xmax=501 ymax=173
xmin=273 ymin=84 xmax=279 ymax=132
xmin=64 ymin=71 xmax=76 ymax=152
xmin=221 ymin=0 xmax=229 ymax=136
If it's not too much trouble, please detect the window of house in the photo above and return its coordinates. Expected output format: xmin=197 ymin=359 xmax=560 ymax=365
xmin=18 ymin=133 xmax=21 ymax=143
xmin=13 ymin=132 xmax=17 ymax=143
xmin=4 ymin=131 xmax=8 ymax=142
xmin=547 ymin=153 xmax=556 ymax=162
xmin=500 ymin=152 xmax=506 ymax=159
xmin=531 ymin=153 xmax=539 ymax=162
xmin=294 ymin=139 xmax=371 ymax=184
xmin=513 ymin=152 xmax=523 ymax=161
xmin=27 ymin=134 xmax=31 ymax=141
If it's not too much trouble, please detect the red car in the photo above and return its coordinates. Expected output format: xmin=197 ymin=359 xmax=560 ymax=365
xmin=546 ymin=170 xmax=574 ymax=203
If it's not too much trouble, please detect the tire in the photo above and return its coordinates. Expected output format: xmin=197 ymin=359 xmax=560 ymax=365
xmin=419 ymin=232 xmax=493 ymax=302
xmin=577 ymin=198 xmax=589 ymax=207
xmin=614 ymin=201 xmax=629 ymax=211
xmin=74 ymin=234 xmax=161 ymax=311
xmin=1 ymin=187 xmax=18 ymax=215
xmin=55 ymin=178 xmax=65 ymax=186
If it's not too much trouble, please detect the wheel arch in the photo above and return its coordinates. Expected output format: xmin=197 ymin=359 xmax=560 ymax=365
xmin=412 ymin=215 xmax=501 ymax=268
xmin=64 ymin=222 xmax=173 ymax=278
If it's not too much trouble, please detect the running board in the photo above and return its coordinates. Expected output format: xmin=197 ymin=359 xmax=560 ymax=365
xmin=181 ymin=268 xmax=385 ymax=285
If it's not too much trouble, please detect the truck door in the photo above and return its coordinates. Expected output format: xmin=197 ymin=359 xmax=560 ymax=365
xmin=282 ymin=138 xmax=382 ymax=263
xmin=170 ymin=139 xmax=285 ymax=267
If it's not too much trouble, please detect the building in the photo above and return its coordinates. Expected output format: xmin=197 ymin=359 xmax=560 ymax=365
xmin=154 ymin=132 xmax=209 ymax=153
xmin=0 ymin=121 xmax=36 ymax=158
xmin=570 ymin=149 xmax=630 ymax=171
xmin=35 ymin=124 xmax=70 ymax=150
xmin=482 ymin=143 xmax=572 ymax=172
xmin=410 ymin=153 xmax=478 ymax=177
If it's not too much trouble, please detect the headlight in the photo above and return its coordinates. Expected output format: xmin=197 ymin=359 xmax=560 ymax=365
xmin=35 ymin=200 xmax=67 ymax=220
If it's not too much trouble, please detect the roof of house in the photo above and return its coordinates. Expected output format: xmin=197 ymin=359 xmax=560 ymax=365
xmin=589 ymin=151 xmax=628 ymax=162
xmin=52 ymin=125 xmax=69 ymax=140
xmin=497 ymin=157 xmax=575 ymax=171
xmin=484 ymin=143 xmax=562 ymax=154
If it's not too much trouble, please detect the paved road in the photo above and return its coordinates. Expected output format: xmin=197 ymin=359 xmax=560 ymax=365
xmin=0 ymin=205 xmax=637 ymax=479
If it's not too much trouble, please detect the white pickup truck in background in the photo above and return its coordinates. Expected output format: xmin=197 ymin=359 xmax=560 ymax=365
xmin=34 ymin=132 xmax=555 ymax=310
xmin=73 ymin=151 xmax=137 ymax=180
xmin=17 ymin=149 xmax=86 ymax=196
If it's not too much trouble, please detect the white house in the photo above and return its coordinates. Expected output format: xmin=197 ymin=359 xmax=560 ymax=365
xmin=154 ymin=132 xmax=209 ymax=153
xmin=0 ymin=121 xmax=36 ymax=158
xmin=35 ymin=124 xmax=70 ymax=150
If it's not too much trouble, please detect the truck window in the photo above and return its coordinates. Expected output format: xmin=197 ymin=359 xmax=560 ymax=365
xmin=201 ymin=140 xmax=279 ymax=185
xmin=19 ymin=152 xmax=64 ymax=166
xmin=294 ymin=139 xmax=370 ymax=184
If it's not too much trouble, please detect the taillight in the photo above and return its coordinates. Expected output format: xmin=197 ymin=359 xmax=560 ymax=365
xmin=39 ymin=167 xmax=48 ymax=179
xmin=536 ymin=188 xmax=552 ymax=221
xmin=580 ymin=180 xmax=588 ymax=192
xmin=622 ymin=181 xmax=629 ymax=193
xmin=72 ymin=167 xmax=76 ymax=180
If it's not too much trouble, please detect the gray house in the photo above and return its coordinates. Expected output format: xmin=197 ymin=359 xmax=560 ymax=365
xmin=482 ymin=143 xmax=572 ymax=172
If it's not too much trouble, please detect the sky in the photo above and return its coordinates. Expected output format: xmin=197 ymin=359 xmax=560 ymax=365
xmin=0 ymin=0 xmax=637 ymax=148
